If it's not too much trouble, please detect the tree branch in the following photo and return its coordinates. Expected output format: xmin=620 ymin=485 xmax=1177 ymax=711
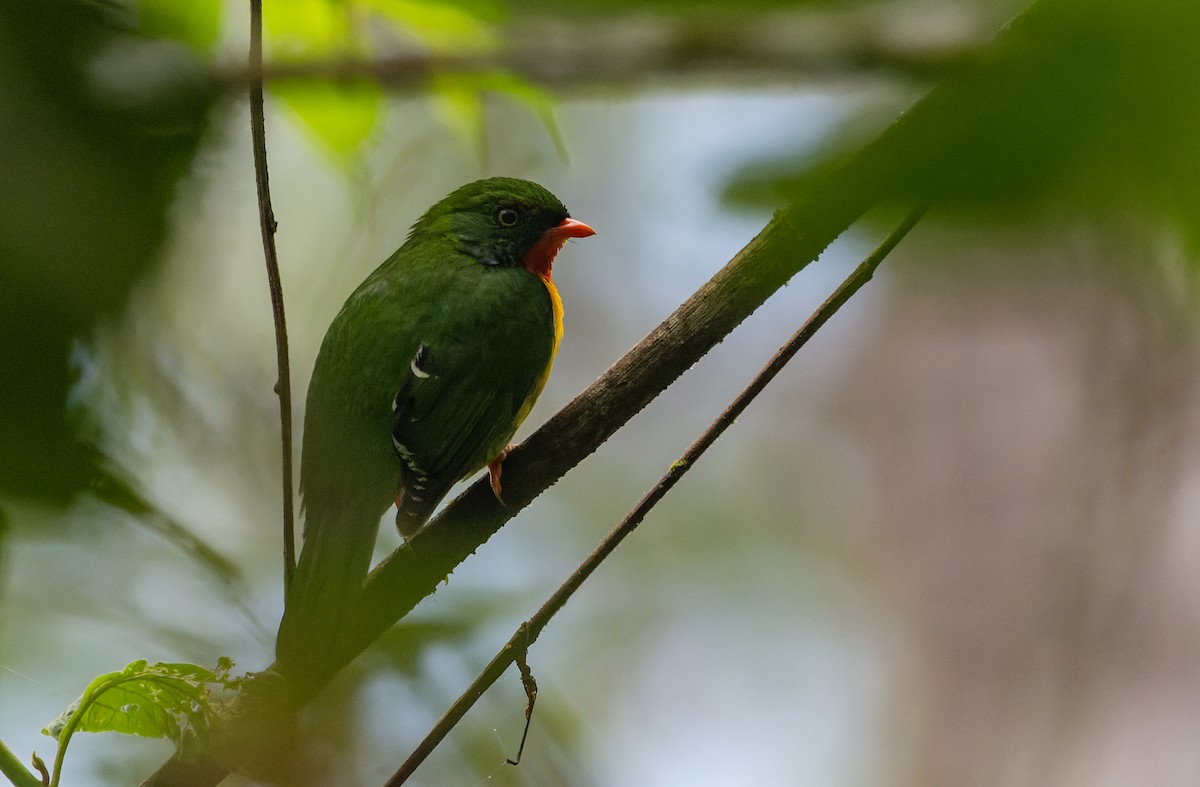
xmin=140 ymin=0 xmax=1189 ymax=778
xmin=216 ymin=27 xmax=970 ymax=97
xmin=142 ymin=95 xmax=914 ymax=786
xmin=322 ymin=201 xmax=879 ymax=692
xmin=141 ymin=193 xmax=886 ymax=787
xmin=249 ymin=0 xmax=296 ymax=588
xmin=213 ymin=4 xmax=985 ymax=98
xmin=386 ymin=207 xmax=926 ymax=785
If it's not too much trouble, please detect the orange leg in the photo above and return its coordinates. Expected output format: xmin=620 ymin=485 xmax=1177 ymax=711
xmin=487 ymin=444 xmax=516 ymax=504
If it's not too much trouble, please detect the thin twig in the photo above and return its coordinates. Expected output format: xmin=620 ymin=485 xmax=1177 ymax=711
xmin=505 ymin=652 xmax=537 ymax=766
xmin=384 ymin=207 xmax=926 ymax=785
xmin=139 ymin=162 xmax=878 ymax=787
xmin=249 ymin=0 xmax=296 ymax=588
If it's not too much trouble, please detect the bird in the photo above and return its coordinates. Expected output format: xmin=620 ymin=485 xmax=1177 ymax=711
xmin=275 ymin=177 xmax=594 ymax=682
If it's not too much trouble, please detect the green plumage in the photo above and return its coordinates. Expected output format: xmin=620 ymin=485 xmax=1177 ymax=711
xmin=276 ymin=178 xmax=589 ymax=681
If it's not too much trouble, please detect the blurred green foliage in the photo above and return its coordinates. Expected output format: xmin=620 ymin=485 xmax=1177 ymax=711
xmin=0 ymin=0 xmax=214 ymax=502
xmin=3 ymin=0 xmax=1199 ymax=784
xmin=263 ymin=0 xmax=560 ymax=155
xmin=138 ymin=0 xmax=221 ymax=53
xmin=0 ymin=0 xmax=1191 ymax=569
xmin=728 ymin=0 xmax=1200 ymax=245
xmin=0 ymin=0 xmax=548 ymax=502
xmin=507 ymin=0 xmax=851 ymax=12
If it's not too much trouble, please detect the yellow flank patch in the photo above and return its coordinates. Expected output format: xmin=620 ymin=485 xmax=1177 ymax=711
xmin=512 ymin=274 xmax=562 ymax=430
xmin=541 ymin=273 xmax=564 ymax=356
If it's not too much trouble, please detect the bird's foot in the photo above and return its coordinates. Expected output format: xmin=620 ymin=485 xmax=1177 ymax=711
xmin=394 ymin=489 xmax=421 ymax=541
xmin=488 ymin=445 xmax=517 ymax=505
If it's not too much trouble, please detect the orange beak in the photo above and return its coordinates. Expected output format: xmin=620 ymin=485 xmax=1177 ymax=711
xmin=523 ymin=217 xmax=596 ymax=277
xmin=552 ymin=217 xmax=596 ymax=239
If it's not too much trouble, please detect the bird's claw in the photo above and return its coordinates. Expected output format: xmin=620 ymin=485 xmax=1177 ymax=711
xmin=488 ymin=445 xmax=516 ymax=505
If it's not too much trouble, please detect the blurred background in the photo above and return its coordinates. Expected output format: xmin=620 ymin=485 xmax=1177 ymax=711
xmin=3 ymin=0 xmax=1200 ymax=784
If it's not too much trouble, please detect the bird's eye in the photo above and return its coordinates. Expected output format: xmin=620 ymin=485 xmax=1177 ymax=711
xmin=496 ymin=207 xmax=519 ymax=227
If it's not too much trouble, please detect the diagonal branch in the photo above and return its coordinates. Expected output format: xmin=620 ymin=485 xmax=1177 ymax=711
xmin=142 ymin=0 xmax=1168 ymax=777
xmin=333 ymin=189 xmax=888 ymax=687
xmin=140 ymin=200 xmax=891 ymax=787
xmin=249 ymin=0 xmax=297 ymax=588
xmin=142 ymin=104 xmax=917 ymax=787
xmin=385 ymin=207 xmax=926 ymax=785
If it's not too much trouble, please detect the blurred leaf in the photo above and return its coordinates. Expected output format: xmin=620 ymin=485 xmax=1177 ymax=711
xmin=264 ymin=0 xmax=355 ymax=55
xmin=264 ymin=0 xmax=383 ymax=154
xmin=89 ymin=467 xmax=242 ymax=586
xmin=0 ymin=0 xmax=212 ymax=503
xmin=275 ymin=81 xmax=383 ymax=155
xmin=364 ymin=0 xmax=501 ymax=52
xmin=727 ymin=0 xmax=1200 ymax=244
xmin=507 ymin=0 xmax=846 ymax=13
xmin=138 ymin=0 xmax=222 ymax=54
xmin=481 ymin=70 xmax=566 ymax=158
xmin=371 ymin=617 xmax=480 ymax=675
xmin=263 ymin=0 xmax=564 ymax=157
xmin=432 ymin=73 xmax=487 ymax=151
xmin=432 ymin=70 xmax=566 ymax=157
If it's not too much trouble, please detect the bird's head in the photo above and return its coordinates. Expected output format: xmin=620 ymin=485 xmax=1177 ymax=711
xmin=412 ymin=177 xmax=595 ymax=278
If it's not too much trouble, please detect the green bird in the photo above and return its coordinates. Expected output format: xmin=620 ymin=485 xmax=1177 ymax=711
xmin=276 ymin=178 xmax=594 ymax=680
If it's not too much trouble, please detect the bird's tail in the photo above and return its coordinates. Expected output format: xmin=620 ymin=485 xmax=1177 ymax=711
xmin=275 ymin=501 xmax=383 ymax=687
xmin=394 ymin=476 xmax=457 ymax=539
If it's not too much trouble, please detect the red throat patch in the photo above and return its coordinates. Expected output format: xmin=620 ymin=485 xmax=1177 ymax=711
xmin=522 ymin=217 xmax=595 ymax=277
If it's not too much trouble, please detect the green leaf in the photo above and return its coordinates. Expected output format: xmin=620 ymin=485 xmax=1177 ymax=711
xmin=260 ymin=0 xmax=556 ymax=158
xmin=44 ymin=659 xmax=236 ymax=742
xmin=432 ymin=70 xmax=565 ymax=158
xmin=364 ymin=0 xmax=500 ymax=52
xmin=42 ymin=659 xmax=239 ymax=787
xmin=725 ymin=0 xmax=1200 ymax=248
xmin=264 ymin=0 xmax=356 ymax=56
xmin=274 ymin=81 xmax=383 ymax=156
xmin=264 ymin=0 xmax=381 ymax=154
xmin=138 ymin=0 xmax=222 ymax=54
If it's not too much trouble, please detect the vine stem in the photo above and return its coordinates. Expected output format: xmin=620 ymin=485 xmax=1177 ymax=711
xmin=0 ymin=737 xmax=41 ymax=787
xmin=249 ymin=0 xmax=296 ymax=588
xmin=384 ymin=206 xmax=926 ymax=785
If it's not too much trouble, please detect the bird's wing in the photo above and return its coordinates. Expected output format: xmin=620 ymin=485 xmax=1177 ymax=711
xmin=391 ymin=338 xmax=533 ymax=532
xmin=392 ymin=341 xmax=525 ymax=485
